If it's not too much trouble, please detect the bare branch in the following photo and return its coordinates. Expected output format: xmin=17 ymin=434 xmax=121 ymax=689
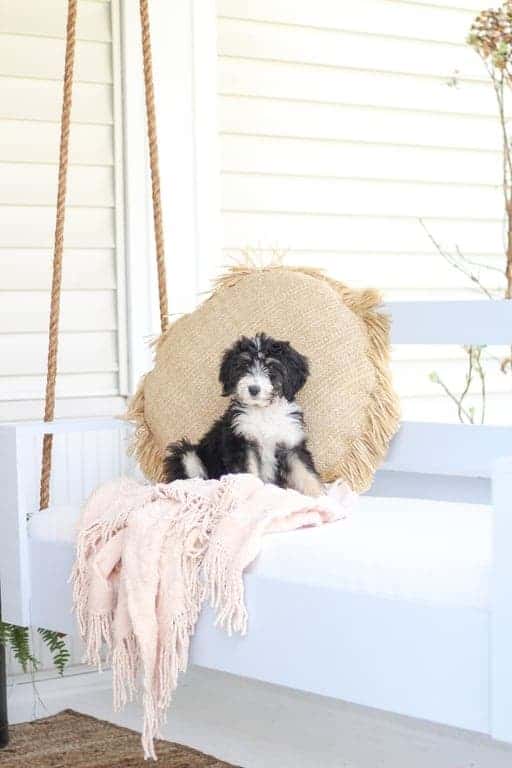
xmin=419 ymin=220 xmax=495 ymax=299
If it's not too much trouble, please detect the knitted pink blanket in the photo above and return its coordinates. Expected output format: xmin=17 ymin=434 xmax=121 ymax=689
xmin=72 ymin=473 xmax=355 ymax=759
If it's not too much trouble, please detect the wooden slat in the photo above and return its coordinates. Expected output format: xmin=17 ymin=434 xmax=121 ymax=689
xmin=218 ymin=17 xmax=484 ymax=81
xmin=0 ymin=373 xmax=119 ymax=401
xmin=0 ymin=34 xmax=112 ymax=84
xmin=0 ymin=396 xmax=126 ymax=423
xmin=219 ymin=95 xmax=500 ymax=152
xmin=221 ymin=134 xmax=501 ymax=186
xmin=222 ymin=172 xmax=501 ymax=219
xmin=0 ymin=0 xmax=112 ymax=42
xmin=10 ymin=416 xmax=125 ymax=434
xmin=0 ymin=249 xmax=116 ymax=290
xmin=0 ymin=77 xmax=112 ymax=124
xmin=222 ymin=211 xmax=502 ymax=253
xmin=0 ymin=331 xmax=118 ymax=375
xmin=384 ymin=421 xmax=512 ymax=477
xmin=0 ymin=207 xmax=115 ymax=247
xmin=0 ymin=164 xmax=114 ymax=207
xmin=388 ymin=300 xmax=512 ymax=345
xmin=0 ymin=121 xmax=114 ymax=164
xmin=219 ymin=57 xmax=497 ymax=118
xmin=0 ymin=290 xmax=117 ymax=333
xmin=218 ymin=0 xmax=475 ymax=45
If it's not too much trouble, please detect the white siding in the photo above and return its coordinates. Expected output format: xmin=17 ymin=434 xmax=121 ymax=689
xmin=216 ymin=0 xmax=511 ymax=423
xmin=0 ymin=0 xmax=127 ymax=421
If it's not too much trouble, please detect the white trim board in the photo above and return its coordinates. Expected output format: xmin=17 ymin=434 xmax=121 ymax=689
xmin=120 ymin=0 xmax=221 ymax=392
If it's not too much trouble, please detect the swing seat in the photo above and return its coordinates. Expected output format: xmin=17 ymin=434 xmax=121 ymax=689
xmin=2 ymin=300 xmax=512 ymax=743
xmin=21 ymin=478 xmax=494 ymax=732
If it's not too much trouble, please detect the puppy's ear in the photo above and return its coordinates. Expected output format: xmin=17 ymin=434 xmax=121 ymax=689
xmin=219 ymin=339 xmax=244 ymax=396
xmin=279 ymin=342 xmax=310 ymax=401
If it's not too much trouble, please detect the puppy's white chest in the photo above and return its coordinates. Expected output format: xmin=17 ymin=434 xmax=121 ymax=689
xmin=234 ymin=399 xmax=304 ymax=482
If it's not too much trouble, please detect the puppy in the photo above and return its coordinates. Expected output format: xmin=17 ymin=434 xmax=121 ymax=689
xmin=164 ymin=333 xmax=324 ymax=496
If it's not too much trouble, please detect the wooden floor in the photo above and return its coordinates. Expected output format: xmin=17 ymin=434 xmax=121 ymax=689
xmin=5 ymin=665 xmax=512 ymax=768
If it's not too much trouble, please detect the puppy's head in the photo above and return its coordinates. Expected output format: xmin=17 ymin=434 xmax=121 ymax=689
xmin=219 ymin=333 xmax=309 ymax=406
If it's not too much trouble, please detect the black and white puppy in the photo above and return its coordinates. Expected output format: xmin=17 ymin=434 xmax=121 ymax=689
xmin=164 ymin=333 xmax=324 ymax=496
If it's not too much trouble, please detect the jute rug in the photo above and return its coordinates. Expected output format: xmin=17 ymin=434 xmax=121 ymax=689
xmin=0 ymin=709 xmax=237 ymax=767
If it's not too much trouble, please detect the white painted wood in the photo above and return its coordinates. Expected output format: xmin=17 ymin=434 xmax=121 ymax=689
xmin=369 ymin=470 xmax=491 ymax=504
xmin=0 ymin=331 xmax=117 ymax=376
xmin=0 ymin=250 xmax=116 ymax=290
xmin=215 ymin=1 xmax=512 ymax=423
xmin=1 ymin=418 xmax=133 ymax=628
xmin=1 ymin=290 xmax=116 ymax=333
xmin=388 ymin=300 xmax=512 ymax=345
xmin=383 ymin=422 xmax=512 ymax=478
xmin=0 ymin=34 xmax=113 ymax=84
xmin=191 ymin=589 xmax=490 ymax=735
xmin=219 ymin=56 xmax=499 ymax=118
xmin=0 ymin=373 xmax=119 ymax=401
xmin=222 ymin=173 xmax=501 ymax=219
xmin=121 ymin=0 xmax=223 ymax=387
xmin=0 ymin=207 xmax=114 ymax=248
xmin=0 ymin=121 xmax=114 ymax=165
xmin=0 ymin=77 xmax=112 ymax=124
xmin=0 ymin=164 xmax=114 ymax=207
xmin=192 ymin=0 xmax=223 ymax=293
xmin=222 ymin=212 xmax=502 ymax=254
xmin=220 ymin=134 xmax=502 ymax=186
xmin=1 ymin=0 xmax=112 ymax=42
xmin=218 ymin=0 xmax=475 ymax=46
xmin=0 ymin=397 xmax=126 ymax=423
xmin=490 ymin=456 xmax=512 ymax=741
xmin=220 ymin=95 xmax=500 ymax=152
xmin=119 ymin=0 xmax=156 ymax=389
xmin=0 ymin=0 xmax=127 ymax=423
xmin=110 ymin=0 xmax=128 ymax=396
xmin=217 ymin=18 xmax=484 ymax=82
xmin=0 ymin=427 xmax=31 ymax=626
xmin=150 ymin=0 xmax=202 ymax=316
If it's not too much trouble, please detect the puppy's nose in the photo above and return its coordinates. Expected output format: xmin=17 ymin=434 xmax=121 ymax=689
xmin=248 ymin=384 xmax=260 ymax=397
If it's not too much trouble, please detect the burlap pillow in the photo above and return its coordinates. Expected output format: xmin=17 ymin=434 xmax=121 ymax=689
xmin=126 ymin=264 xmax=400 ymax=492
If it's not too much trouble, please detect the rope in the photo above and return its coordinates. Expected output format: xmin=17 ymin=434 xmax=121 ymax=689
xmin=139 ymin=0 xmax=169 ymax=334
xmin=39 ymin=0 xmax=169 ymax=509
xmin=39 ymin=0 xmax=78 ymax=511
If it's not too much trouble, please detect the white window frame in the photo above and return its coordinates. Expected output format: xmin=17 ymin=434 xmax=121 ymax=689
xmin=118 ymin=0 xmax=221 ymax=393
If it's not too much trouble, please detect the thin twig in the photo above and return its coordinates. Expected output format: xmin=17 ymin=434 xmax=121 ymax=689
xmin=431 ymin=374 xmax=475 ymax=423
xmin=420 ymin=220 xmax=495 ymax=299
xmin=457 ymin=346 xmax=475 ymax=423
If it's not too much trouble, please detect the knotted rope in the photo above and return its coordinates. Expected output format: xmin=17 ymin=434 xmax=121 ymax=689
xmin=40 ymin=0 xmax=168 ymax=509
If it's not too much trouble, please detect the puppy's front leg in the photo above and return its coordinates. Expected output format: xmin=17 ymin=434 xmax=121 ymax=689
xmin=286 ymin=449 xmax=324 ymax=497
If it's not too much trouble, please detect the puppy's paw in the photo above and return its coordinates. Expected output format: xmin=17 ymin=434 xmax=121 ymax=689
xmin=300 ymin=474 xmax=325 ymax=497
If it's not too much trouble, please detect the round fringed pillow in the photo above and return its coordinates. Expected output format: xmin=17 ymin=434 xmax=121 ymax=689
xmin=126 ymin=264 xmax=400 ymax=492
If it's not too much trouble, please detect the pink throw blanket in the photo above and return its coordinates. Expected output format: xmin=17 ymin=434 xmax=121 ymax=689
xmin=72 ymin=473 xmax=355 ymax=759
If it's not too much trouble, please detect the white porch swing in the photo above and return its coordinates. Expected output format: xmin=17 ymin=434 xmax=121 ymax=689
xmin=2 ymin=0 xmax=512 ymax=748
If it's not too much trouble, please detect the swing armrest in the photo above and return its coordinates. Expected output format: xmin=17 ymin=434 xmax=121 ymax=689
xmin=0 ymin=418 xmax=134 ymax=627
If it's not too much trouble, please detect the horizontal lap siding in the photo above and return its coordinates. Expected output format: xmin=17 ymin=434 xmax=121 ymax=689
xmin=0 ymin=0 xmax=126 ymax=422
xmin=217 ymin=0 xmax=511 ymax=424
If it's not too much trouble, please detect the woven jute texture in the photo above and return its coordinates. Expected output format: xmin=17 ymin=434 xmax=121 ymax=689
xmin=0 ymin=709 xmax=235 ymax=767
xmin=127 ymin=264 xmax=400 ymax=493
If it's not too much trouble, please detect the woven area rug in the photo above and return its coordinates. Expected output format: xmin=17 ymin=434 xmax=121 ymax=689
xmin=0 ymin=709 xmax=237 ymax=767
